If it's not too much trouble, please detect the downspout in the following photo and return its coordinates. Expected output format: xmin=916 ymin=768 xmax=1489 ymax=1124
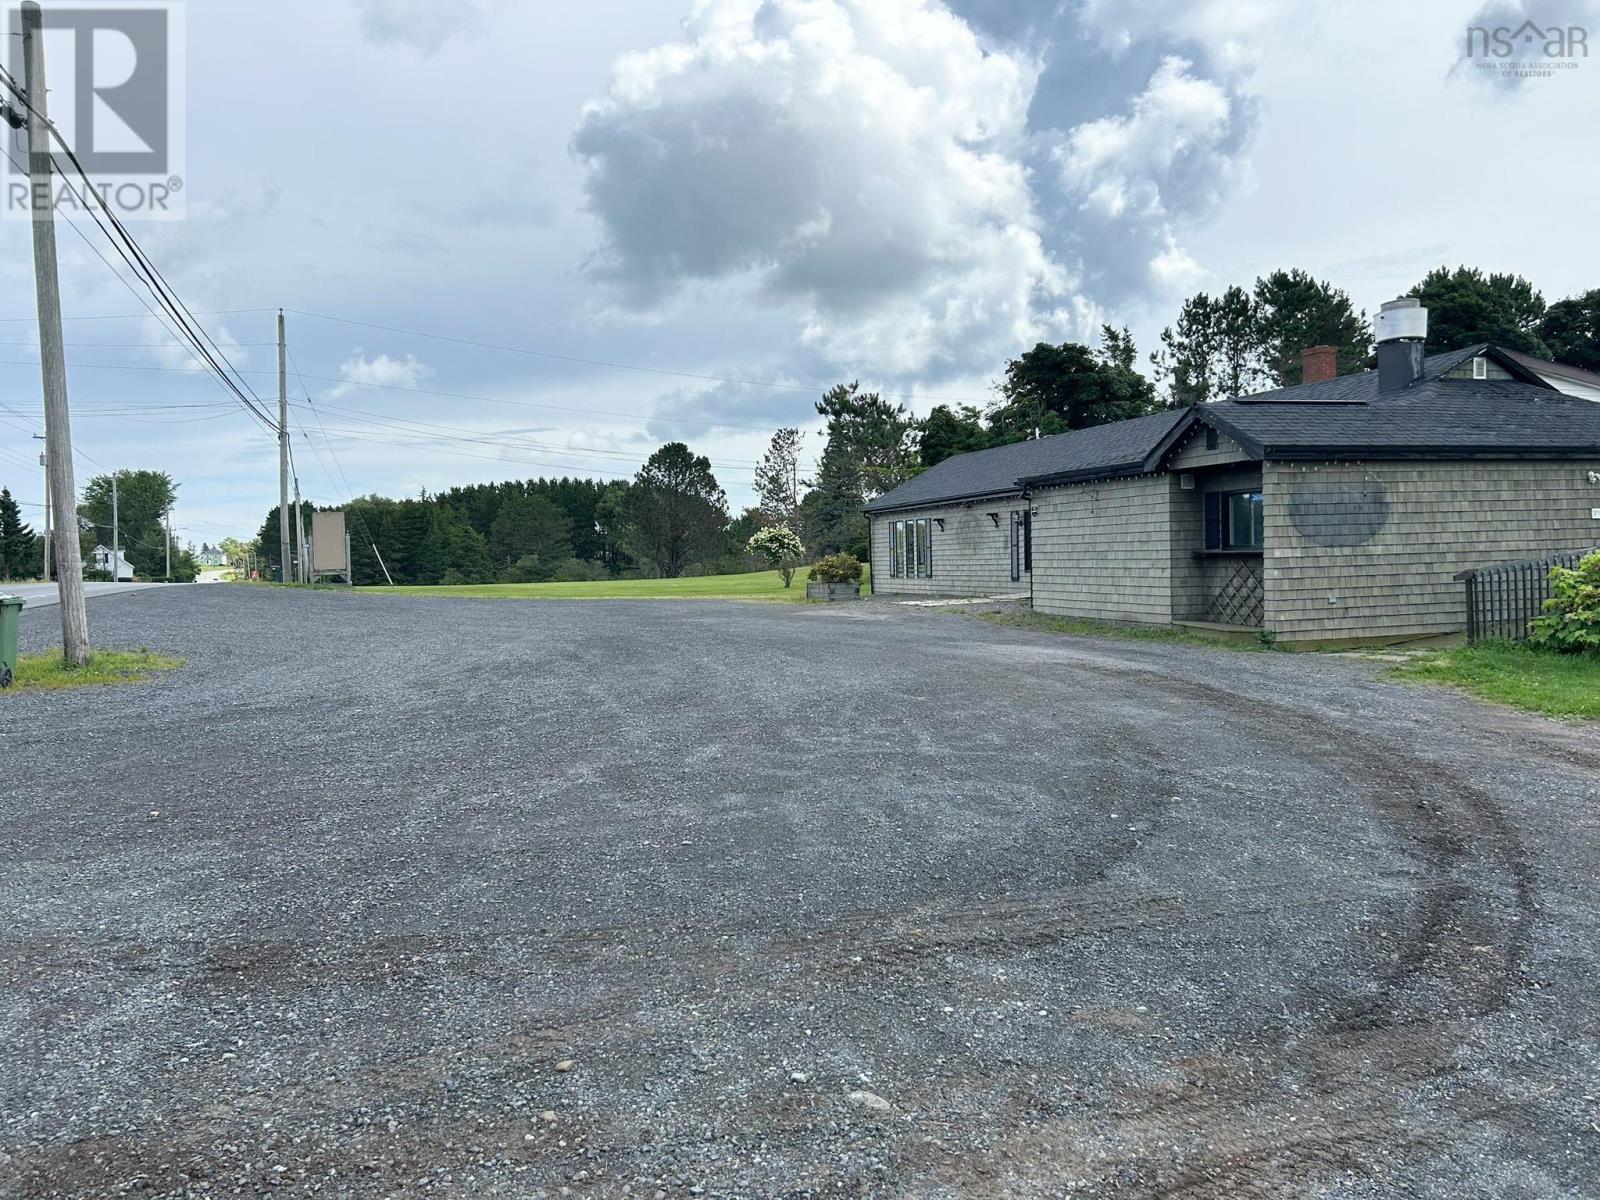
xmin=1023 ymin=488 xmax=1034 ymax=610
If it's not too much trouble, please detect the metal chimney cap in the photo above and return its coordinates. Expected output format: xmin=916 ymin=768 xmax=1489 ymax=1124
xmin=1375 ymin=296 xmax=1428 ymax=343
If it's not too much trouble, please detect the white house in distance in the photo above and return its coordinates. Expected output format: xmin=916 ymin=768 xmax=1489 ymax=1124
xmin=89 ymin=545 xmax=137 ymax=581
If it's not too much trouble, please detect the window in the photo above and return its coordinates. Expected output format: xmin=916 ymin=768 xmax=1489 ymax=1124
xmin=1009 ymin=510 xmax=1024 ymax=582
xmin=1225 ymin=491 xmax=1264 ymax=550
xmin=889 ymin=517 xmax=934 ymax=578
xmin=1204 ymin=490 xmax=1264 ymax=551
xmin=1205 ymin=427 xmax=1219 ymax=451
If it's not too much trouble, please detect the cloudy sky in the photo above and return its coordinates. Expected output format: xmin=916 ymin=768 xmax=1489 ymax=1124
xmin=0 ymin=0 xmax=1594 ymax=547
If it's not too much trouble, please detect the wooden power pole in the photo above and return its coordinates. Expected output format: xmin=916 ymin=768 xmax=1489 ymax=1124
xmin=21 ymin=1 xmax=89 ymax=663
xmin=293 ymin=474 xmax=308 ymax=584
xmin=278 ymin=310 xmax=291 ymax=583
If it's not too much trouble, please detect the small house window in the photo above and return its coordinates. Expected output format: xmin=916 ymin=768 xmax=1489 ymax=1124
xmin=1472 ymin=355 xmax=1487 ymax=379
xmin=1225 ymin=491 xmax=1264 ymax=550
xmin=1205 ymin=427 xmax=1219 ymax=451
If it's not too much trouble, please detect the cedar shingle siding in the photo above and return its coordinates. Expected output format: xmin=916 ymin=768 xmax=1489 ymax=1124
xmin=1264 ymin=459 xmax=1600 ymax=640
xmin=870 ymin=504 xmax=1026 ymax=596
xmin=1030 ymin=475 xmax=1175 ymax=623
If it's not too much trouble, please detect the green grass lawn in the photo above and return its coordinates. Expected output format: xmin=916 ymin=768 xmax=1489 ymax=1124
xmin=5 ymin=647 xmax=185 ymax=694
xmin=369 ymin=566 xmax=872 ymax=602
xmin=1386 ymin=641 xmax=1600 ymax=719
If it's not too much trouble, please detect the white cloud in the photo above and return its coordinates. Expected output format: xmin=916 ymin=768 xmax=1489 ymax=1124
xmin=1055 ymin=56 xmax=1251 ymax=296
xmin=572 ymin=0 xmax=1078 ymax=376
xmin=1076 ymin=0 xmax=1282 ymax=77
xmin=352 ymin=0 xmax=493 ymax=54
xmin=329 ymin=351 xmax=434 ymax=398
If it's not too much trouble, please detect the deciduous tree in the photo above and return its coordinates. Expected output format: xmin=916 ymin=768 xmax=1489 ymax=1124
xmin=1540 ymin=289 xmax=1600 ymax=371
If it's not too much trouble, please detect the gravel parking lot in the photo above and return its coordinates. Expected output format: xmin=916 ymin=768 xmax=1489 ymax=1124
xmin=3 ymin=587 xmax=1599 ymax=1198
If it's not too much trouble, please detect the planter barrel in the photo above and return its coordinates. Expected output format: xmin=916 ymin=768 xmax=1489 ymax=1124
xmin=806 ymin=581 xmax=861 ymax=601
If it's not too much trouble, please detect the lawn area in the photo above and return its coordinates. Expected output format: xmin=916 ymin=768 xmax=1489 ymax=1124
xmin=1386 ymin=641 xmax=1600 ymax=719
xmin=368 ymin=566 xmax=871 ymax=602
xmin=5 ymin=647 xmax=185 ymax=694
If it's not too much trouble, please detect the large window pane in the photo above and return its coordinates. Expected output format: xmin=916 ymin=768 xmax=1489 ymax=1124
xmin=916 ymin=519 xmax=931 ymax=578
xmin=1227 ymin=492 xmax=1264 ymax=549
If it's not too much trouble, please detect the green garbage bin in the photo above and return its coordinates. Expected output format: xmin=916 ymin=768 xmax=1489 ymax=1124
xmin=0 ymin=592 xmax=21 ymax=688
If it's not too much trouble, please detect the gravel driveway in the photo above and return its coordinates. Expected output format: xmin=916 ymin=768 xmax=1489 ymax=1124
xmin=3 ymin=588 xmax=1598 ymax=1198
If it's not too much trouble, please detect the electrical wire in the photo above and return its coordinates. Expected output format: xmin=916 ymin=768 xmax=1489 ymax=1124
xmin=284 ymin=308 xmax=989 ymax=406
xmin=0 ymin=70 xmax=277 ymax=432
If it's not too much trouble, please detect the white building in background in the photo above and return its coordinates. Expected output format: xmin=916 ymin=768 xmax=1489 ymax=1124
xmin=1505 ymin=350 xmax=1600 ymax=402
xmin=89 ymin=545 xmax=137 ymax=581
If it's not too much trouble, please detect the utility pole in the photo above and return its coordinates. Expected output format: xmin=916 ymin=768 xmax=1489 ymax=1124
xmin=32 ymin=434 xmax=49 ymax=581
xmin=165 ymin=509 xmax=172 ymax=580
xmin=110 ymin=470 xmax=119 ymax=580
xmin=278 ymin=309 xmax=291 ymax=584
xmin=20 ymin=0 xmax=89 ymax=663
xmin=293 ymin=474 xmax=308 ymax=584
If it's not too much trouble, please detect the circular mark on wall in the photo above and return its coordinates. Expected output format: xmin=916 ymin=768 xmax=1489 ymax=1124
xmin=1287 ymin=478 xmax=1390 ymax=547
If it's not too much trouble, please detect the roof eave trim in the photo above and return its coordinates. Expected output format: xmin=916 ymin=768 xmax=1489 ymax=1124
xmin=1262 ymin=444 xmax=1600 ymax=461
xmin=864 ymin=486 xmax=1025 ymax=515
xmin=1015 ymin=462 xmax=1155 ymax=489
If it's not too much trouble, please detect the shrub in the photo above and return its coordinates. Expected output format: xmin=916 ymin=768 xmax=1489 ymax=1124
xmin=552 ymin=557 xmax=603 ymax=583
xmin=1529 ymin=550 xmax=1600 ymax=655
xmin=501 ymin=554 xmax=552 ymax=584
xmin=747 ymin=525 xmax=805 ymax=587
xmin=439 ymin=568 xmax=469 ymax=586
xmin=809 ymin=553 xmax=862 ymax=585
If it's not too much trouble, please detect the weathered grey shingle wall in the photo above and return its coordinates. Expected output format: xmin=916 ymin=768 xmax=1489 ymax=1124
xmin=869 ymin=503 xmax=1027 ymax=596
xmin=1166 ymin=426 xmax=1253 ymax=470
xmin=1170 ymin=464 xmax=1261 ymax=621
xmin=1264 ymin=459 xmax=1600 ymax=641
xmin=1031 ymin=474 xmax=1175 ymax=622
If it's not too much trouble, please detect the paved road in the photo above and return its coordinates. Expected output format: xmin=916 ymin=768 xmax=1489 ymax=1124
xmin=1 ymin=581 xmax=173 ymax=609
xmin=2 ymin=588 xmax=1598 ymax=1198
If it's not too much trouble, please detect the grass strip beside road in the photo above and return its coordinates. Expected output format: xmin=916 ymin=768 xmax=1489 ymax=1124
xmin=1385 ymin=641 xmax=1600 ymax=719
xmin=975 ymin=607 xmax=1271 ymax=651
xmin=367 ymin=567 xmax=871 ymax=602
xmin=6 ymin=648 xmax=185 ymax=694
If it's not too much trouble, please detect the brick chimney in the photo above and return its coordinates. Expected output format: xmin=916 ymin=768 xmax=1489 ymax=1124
xmin=1301 ymin=344 xmax=1338 ymax=384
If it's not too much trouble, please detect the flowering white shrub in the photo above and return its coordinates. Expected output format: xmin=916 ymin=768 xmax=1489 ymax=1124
xmin=747 ymin=525 xmax=805 ymax=587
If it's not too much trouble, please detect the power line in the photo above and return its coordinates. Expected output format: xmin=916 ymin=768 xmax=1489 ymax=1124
xmin=0 ymin=73 xmax=276 ymax=433
xmin=285 ymin=307 xmax=989 ymax=406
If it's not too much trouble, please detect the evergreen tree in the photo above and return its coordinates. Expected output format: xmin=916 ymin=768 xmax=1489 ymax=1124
xmin=753 ymin=427 xmax=804 ymax=528
xmin=1409 ymin=266 xmax=1549 ymax=355
xmin=489 ymin=492 xmax=572 ymax=573
xmin=623 ymin=443 xmax=728 ymax=578
xmin=0 ymin=487 xmax=37 ymax=580
xmin=1253 ymin=269 xmax=1370 ymax=385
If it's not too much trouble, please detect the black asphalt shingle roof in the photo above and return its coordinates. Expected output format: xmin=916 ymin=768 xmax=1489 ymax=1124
xmin=1204 ymin=345 xmax=1600 ymax=459
xmin=864 ymin=409 xmax=1188 ymax=513
xmin=865 ymin=345 xmax=1600 ymax=513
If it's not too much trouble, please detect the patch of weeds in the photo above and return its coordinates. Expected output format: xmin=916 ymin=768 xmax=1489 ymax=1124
xmin=6 ymin=647 xmax=185 ymax=694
